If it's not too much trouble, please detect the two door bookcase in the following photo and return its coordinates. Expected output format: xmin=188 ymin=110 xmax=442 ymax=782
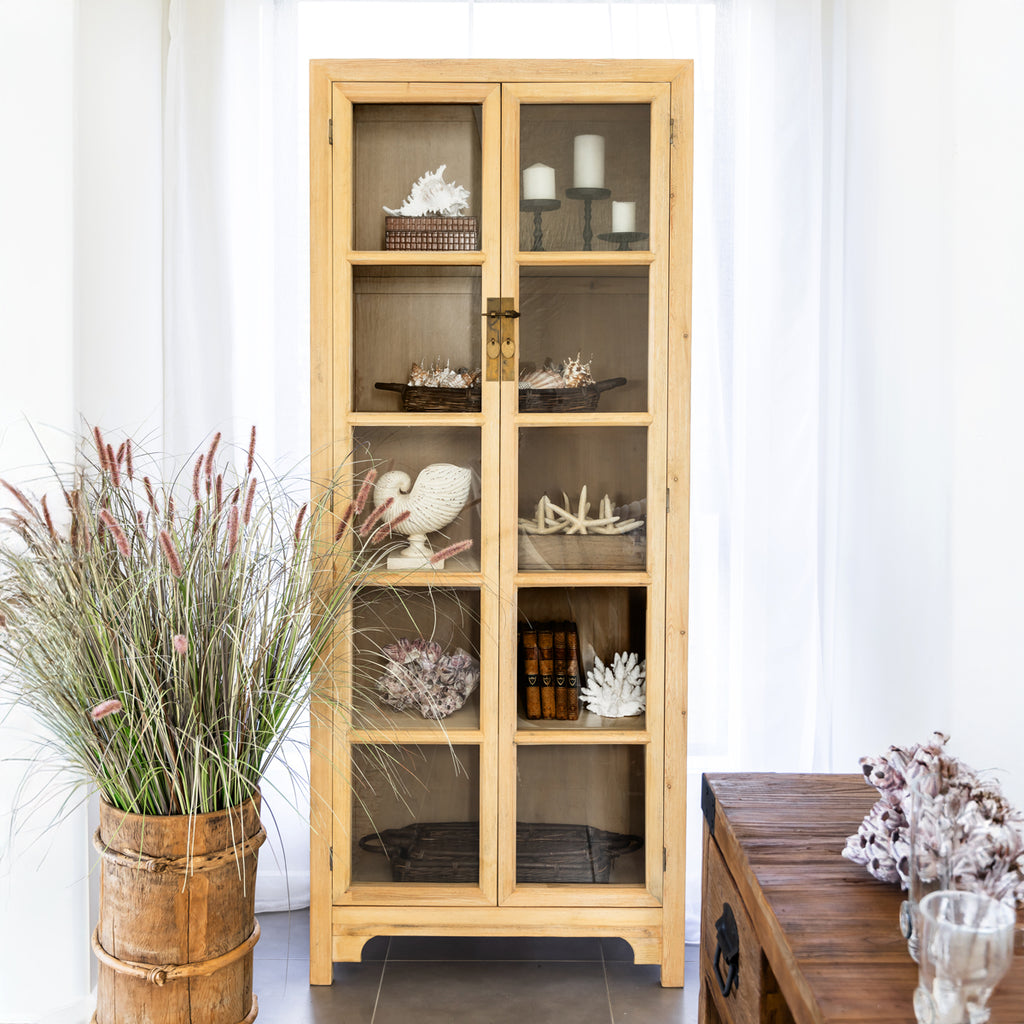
xmin=309 ymin=60 xmax=692 ymax=986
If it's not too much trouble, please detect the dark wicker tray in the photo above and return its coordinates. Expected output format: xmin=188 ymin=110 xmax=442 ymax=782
xmin=384 ymin=216 xmax=479 ymax=251
xmin=374 ymin=377 xmax=627 ymax=413
xmin=358 ymin=820 xmax=643 ymax=883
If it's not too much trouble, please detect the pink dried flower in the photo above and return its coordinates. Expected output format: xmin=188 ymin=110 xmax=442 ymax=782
xmin=204 ymin=432 xmax=221 ymax=493
xmin=136 ymin=509 xmax=145 ymax=530
xmin=125 ymin=439 xmax=134 ymax=480
xmin=116 ymin=442 xmax=126 ymax=467
xmin=40 ymin=494 xmax=56 ymax=541
xmin=353 ymin=470 xmax=377 ymax=516
xmin=172 ymin=634 xmax=188 ymax=655
xmin=243 ymin=479 xmax=257 ymax=525
xmin=0 ymin=478 xmax=40 ymax=521
xmin=227 ymin=505 xmax=240 ymax=553
xmin=191 ymin=455 xmax=203 ymax=502
xmin=369 ymin=509 xmax=410 ymax=546
xmin=90 ymin=698 xmax=122 ymax=722
xmin=99 ymin=509 xmax=130 ymax=558
xmin=230 ymin=486 xmax=240 ymax=505
xmin=215 ymin=473 xmax=223 ymax=513
xmin=430 ymin=539 xmax=474 ymax=565
xmin=192 ymin=505 xmax=202 ymax=536
xmin=93 ymin=426 xmax=108 ymax=470
xmin=143 ymin=477 xmax=158 ymax=514
xmin=159 ymin=530 xmax=184 ymax=577
xmin=246 ymin=425 xmax=256 ymax=476
xmin=106 ymin=445 xmax=121 ymax=487
xmin=294 ymin=503 xmax=308 ymax=543
xmin=358 ymin=496 xmax=393 ymax=538
xmin=334 ymin=502 xmax=355 ymax=541
xmin=167 ymin=495 xmax=176 ymax=521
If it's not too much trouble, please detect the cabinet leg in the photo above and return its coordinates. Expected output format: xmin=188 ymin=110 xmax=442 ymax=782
xmin=309 ymin=900 xmax=333 ymax=985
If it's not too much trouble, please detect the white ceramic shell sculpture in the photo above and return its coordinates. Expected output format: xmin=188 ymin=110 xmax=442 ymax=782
xmin=373 ymin=463 xmax=473 ymax=569
xmin=383 ymin=164 xmax=470 ymax=218
xmin=375 ymin=638 xmax=479 ymax=720
xmin=579 ymin=652 xmax=646 ymax=718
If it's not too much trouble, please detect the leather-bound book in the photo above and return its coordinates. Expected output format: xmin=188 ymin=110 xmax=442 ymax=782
xmin=553 ymin=623 xmax=569 ymax=720
xmin=537 ymin=624 xmax=556 ymax=719
xmin=566 ymin=624 xmax=581 ymax=721
xmin=521 ymin=627 xmax=541 ymax=720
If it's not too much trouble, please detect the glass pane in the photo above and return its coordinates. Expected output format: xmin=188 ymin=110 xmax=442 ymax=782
xmin=351 ymin=744 xmax=480 ymax=884
xmin=516 ymin=587 xmax=647 ymax=728
xmin=519 ymin=267 xmax=648 ymax=414
xmin=353 ymin=266 xmax=482 ymax=414
xmin=518 ymin=427 xmax=646 ymax=572
xmin=516 ymin=746 xmax=645 ymax=885
xmin=354 ymin=104 xmax=482 ymax=252
xmin=352 ymin=426 xmax=481 ymax=572
xmin=519 ymin=104 xmax=650 ymax=253
xmin=352 ymin=587 xmax=482 ymax=731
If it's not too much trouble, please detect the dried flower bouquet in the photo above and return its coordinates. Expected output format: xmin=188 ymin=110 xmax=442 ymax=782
xmin=0 ymin=426 xmax=419 ymax=819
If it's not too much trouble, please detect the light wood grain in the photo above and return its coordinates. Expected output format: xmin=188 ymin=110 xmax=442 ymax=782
xmin=311 ymin=58 xmax=692 ymax=983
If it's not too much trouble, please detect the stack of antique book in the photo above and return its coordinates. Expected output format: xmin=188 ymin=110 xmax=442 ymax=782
xmin=519 ymin=621 xmax=581 ymax=720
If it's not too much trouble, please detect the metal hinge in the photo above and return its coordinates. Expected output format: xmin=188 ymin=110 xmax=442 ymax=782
xmin=666 ymin=486 xmax=671 ymax=514
xmin=669 ymin=117 xmax=676 ymax=146
xmin=328 ymin=119 xmax=333 ymax=145
xmin=663 ymin=847 xmax=668 ymax=872
xmin=329 ymin=846 xmax=333 ymax=870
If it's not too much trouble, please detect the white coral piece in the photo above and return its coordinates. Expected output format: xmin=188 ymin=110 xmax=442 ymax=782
xmin=383 ymin=164 xmax=470 ymax=218
xmin=579 ymin=651 xmax=646 ymax=718
xmin=375 ymin=638 xmax=479 ymax=719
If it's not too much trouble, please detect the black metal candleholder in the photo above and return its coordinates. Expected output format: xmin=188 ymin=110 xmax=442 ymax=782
xmin=520 ymin=198 xmax=561 ymax=252
xmin=597 ymin=231 xmax=649 ymax=252
xmin=565 ymin=187 xmax=611 ymax=251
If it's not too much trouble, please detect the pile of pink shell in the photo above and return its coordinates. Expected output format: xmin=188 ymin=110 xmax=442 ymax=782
xmin=375 ymin=637 xmax=480 ymax=719
xmin=843 ymin=731 xmax=1024 ymax=907
xmin=519 ymin=354 xmax=594 ymax=389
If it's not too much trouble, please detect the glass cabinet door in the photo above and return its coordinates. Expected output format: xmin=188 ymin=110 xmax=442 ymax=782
xmin=328 ymin=82 xmax=500 ymax=906
xmin=500 ymin=84 xmax=671 ymax=903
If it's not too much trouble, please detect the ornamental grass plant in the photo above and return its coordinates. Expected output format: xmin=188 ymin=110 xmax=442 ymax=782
xmin=0 ymin=426 xmax=442 ymax=820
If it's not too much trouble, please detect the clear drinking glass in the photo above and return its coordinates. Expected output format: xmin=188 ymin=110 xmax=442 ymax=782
xmin=913 ymin=890 xmax=1015 ymax=1024
xmin=901 ymin=769 xmax=963 ymax=961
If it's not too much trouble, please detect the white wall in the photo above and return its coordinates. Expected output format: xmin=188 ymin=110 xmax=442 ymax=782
xmin=0 ymin=0 xmax=165 ymax=1019
xmin=0 ymin=2 xmax=88 ymax=1020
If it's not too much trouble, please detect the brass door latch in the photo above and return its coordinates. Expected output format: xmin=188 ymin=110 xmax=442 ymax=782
xmin=485 ymin=298 xmax=518 ymax=381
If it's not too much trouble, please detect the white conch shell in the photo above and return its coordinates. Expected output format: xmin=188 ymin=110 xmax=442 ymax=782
xmin=374 ymin=463 xmax=472 ymax=539
xmin=383 ymin=164 xmax=471 ymax=218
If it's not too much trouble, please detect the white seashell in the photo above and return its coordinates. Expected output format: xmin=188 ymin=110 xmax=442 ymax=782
xmin=579 ymin=652 xmax=646 ymax=717
xmin=560 ymin=354 xmax=595 ymax=388
xmin=519 ymin=367 xmax=563 ymax=389
xmin=383 ymin=164 xmax=471 ymax=218
xmin=374 ymin=463 xmax=472 ymax=539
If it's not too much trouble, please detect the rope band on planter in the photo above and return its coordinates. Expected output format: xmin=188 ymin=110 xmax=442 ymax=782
xmin=90 ymin=919 xmax=261 ymax=987
xmin=91 ymin=823 xmax=267 ymax=873
xmin=90 ymin=994 xmax=258 ymax=1024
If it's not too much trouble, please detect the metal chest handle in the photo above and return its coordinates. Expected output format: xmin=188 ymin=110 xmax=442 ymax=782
xmin=713 ymin=902 xmax=740 ymax=997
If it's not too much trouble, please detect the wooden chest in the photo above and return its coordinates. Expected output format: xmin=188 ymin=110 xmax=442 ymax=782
xmin=698 ymin=773 xmax=1024 ymax=1024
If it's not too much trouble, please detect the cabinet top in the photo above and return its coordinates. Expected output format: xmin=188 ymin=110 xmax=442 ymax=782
xmin=309 ymin=59 xmax=692 ymax=85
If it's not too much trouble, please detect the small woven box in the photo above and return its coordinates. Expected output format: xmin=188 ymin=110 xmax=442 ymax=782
xmin=384 ymin=216 xmax=480 ymax=252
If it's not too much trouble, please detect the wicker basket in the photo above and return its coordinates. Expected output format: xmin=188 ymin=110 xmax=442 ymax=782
xmin=375 ymin=377 xmax=627 ymax=413
xmin=384 ymin=216 xmax=479 ymax=251
xmin=358 ymin=820 xmax=643 ymax=883
xmin=375 ymin=382 xmax=482 ymax=412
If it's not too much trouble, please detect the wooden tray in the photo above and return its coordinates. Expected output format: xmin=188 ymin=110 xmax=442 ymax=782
xmin=359 ymin=821 xmax=643 ymax=883
xmin=375 ymin=377 xmax=627 ymax=413
xmin=518 ymin=530 xmax=646 ymax=571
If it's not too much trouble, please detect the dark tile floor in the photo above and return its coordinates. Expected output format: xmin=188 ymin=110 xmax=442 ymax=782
xmin=254 ymin=910 xmax=700 ymax=1023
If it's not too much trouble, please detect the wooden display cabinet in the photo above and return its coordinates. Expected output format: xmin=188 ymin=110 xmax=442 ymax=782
xmin=309 ymin=60 xmax=692 ymax=986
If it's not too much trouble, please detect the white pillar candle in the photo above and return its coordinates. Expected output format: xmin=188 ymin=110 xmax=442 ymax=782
xmin=612 ymin=201 xmax=636 ymax=233
xmin=522 ymin=163 xmax=556 ymax=200
xmin=573 ymin=135 xmax=605 ymax=189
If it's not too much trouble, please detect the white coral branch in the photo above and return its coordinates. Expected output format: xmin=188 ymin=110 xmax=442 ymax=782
xmin=579 ymin=651 xmax=646 ymax=718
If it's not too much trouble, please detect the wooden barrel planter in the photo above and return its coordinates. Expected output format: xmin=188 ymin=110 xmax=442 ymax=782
xmin=91 ymin=793 xmax=265 ymax=1024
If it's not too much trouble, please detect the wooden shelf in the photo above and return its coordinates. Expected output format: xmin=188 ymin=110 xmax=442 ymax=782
xmin=348 ymin=250 xmax=487 ymax=266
